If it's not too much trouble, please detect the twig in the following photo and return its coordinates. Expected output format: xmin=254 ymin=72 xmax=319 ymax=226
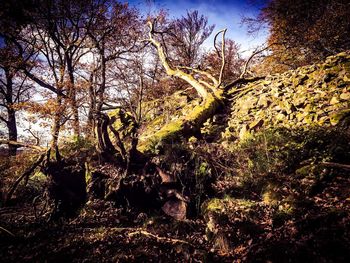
xmin=239 ymin=42 xmax=277 ymax=79
xmin=24 ymin=128 xmax=40 ymax=146
xmin=128 ymin=229 xmax=193 ymax=246
xmin=218 ymin=29 xmax=227 ymax=86
xmin=0 ymin=226 xmax=15 ymax=237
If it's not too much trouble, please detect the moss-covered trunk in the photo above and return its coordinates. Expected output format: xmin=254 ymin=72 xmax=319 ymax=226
xmin=138 ymin=92 xmax=223 ymax=153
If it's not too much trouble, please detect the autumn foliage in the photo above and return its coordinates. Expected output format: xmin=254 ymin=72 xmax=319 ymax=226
xmin=257 ymin=0 xmax=350 ymax=72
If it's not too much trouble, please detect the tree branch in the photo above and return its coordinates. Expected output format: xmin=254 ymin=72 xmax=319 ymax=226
xmin=147 ymin=20 xmax=209 ymax=99
xmin=213 ymin=29 xmax=227 ymax=86
xmin=0 ymin=140 xmax=46 ymax=151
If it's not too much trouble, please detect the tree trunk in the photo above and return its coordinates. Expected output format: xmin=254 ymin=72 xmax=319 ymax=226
xmin=87 ymin=72 xmax=96 ymax=139
xmin=4 ymin=68 xmax=17 ymax=156
xmin=7 ymin=108 xmax=18 ymax=156
xmin=50 ymin=78 xmax=64 ymax=150
xmin=50 ymin=110 xmax=61 ymax=150
xmin=66 ymin=57 xmax=80 ymax=137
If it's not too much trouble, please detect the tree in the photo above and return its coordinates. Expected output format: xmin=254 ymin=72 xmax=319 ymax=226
xmin=168 ymin=10 xmax=214 ymax=67
xmin=139 ymin=16 xmax=227 ymax=152
xmin=14 ymin=0 xmax=98 ymax=148
xmin=203 ymin=39 xmax=244 ymax=84
xmin=84 ymin=0 xmax=141 ymax=138
xmin=0 ymin=0 xmax=35 ymax=155
xmin=256 ymin=0 xmax=350 ymax=71
xmin=0 ymin=42 xmax=31 ymax=155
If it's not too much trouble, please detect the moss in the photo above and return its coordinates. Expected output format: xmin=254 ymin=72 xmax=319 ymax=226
xmin=262 ymin=183 xmax=281 ymax=206
xmin=296 ymin=165 xmax=312 ymax=177
xmin=224 ymin=52 xmax=350 ymax=142
xmin=204 ymin=198 xmax=225 ymax=213
xmin=202 ymin=197 xmax=257 ymax=215
xmin=139 ymin=92 xmax=223 ymax=154
xmin=31 ymin=171 xmax=47 ymax=183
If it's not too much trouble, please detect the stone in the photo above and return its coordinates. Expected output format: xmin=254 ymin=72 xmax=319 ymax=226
xmin=340 ymin=92 xmax=350 ymax=101
xmin=330 ymin=96 xmax=339 ymax=105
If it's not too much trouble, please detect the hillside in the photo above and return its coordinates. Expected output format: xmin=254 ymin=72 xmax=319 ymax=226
xmin=1 ymin=52 xmax=350 ymax=262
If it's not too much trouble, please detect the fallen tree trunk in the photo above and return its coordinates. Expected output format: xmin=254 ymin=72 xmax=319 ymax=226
xmin=138 ymin=92 xmax=223 ymax=153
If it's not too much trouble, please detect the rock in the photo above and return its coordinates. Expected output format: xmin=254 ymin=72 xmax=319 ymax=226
xmin=249 ymin=119 xmax=264 ymax=130
xmin=330 ymin=97 xmax=339 ymax=105
xmin=340 ymin=92 xmax=350 ymax=101
xmin=162 ymin=199 xmax=187 ymax=220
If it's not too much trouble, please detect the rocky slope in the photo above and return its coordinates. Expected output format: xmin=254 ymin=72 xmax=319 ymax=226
xmin=223 ymin=52 xmax=350 ymax=141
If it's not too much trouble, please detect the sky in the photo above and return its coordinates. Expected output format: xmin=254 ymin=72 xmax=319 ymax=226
xmin=128 ymin=0 xmax=269 ymax=55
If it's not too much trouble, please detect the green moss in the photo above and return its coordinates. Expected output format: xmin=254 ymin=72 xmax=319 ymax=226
xmin=202 ymin=197 xmax=257 ymax=215
xmin=204 ymin=198 xmax=225 ymax=213
xmin=138 ymin=120 xmax=184 ymax=153
xmin=31 ymin=171 xmax=47 ymax=183
xmin=139 ymin=92 xmax=223 ymax=154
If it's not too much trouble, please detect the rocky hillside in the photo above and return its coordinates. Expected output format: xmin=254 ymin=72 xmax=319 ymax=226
xmin=223 ymin=52 xmax=350 ymax=141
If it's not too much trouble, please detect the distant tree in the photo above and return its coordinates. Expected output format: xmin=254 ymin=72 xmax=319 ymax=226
xmin=0 ymin=42 xmax=31 ymax=155
xmin=0 ymin=0 xmax=35 ymax=155
xmin=168 ymin=10 xmax=215 ymax=67
xmin=253 ymin=0 xmax=350 ymax=71
xmin=85 ymin=0 xmax=141 ymax=138
xmin=203 ymin=39 xmax=244 ymax=83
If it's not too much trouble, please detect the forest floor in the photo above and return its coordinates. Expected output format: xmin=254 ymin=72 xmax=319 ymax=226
xmin=1 ymin=167 xmax=350 ymax=263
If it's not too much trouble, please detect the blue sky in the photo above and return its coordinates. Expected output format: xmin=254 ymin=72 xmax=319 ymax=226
xmin=128 ymin=0 xmax=269 ymax=55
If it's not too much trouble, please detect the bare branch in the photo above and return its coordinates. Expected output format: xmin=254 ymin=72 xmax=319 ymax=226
xmin=24 ymin=128 xmax=40 ymax=146
xmin=147 ymin=20 xmax=209 ymax=99
xmin=240 ymin=43 xmax=275 ymax=79
xmin=218 ymin=29 xmax=227 ymax=86
xmin=177 ymin=66 xmax=218 ymax=86
xmin=0 ymin=140 xmax=46 ymax=151
xmin=5 ymin=151 xmax=47 ymax=205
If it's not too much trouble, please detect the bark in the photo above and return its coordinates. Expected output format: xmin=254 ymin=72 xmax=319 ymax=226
xmin=7 ymin=106 xmax=17 ymax=156
xmin=138 ymin=92 xmax=222 ymax=153
xmin=0 ymin=140 xmax=46 ymax=151
xmin=50 ymin=79 xmax=64 ymax=150
xmin=139 ymin=21 xmax=226 ymax=153
xmin=50 ymin=109 xmax=61 ymax=150
xmin=87 ymin=71 xmax=96 ymax=138
xmin=4 ymin=68 xmax=18 ymax=156
xmin=95 ymin=113 xmax=125 ymax=165
xmin=66 ymin=57 xmax=80 ymax=137
xmin=147 ymin=21 xmax=209 ymax=99
xmin=96 ymin=46 xmax=106 ymax=113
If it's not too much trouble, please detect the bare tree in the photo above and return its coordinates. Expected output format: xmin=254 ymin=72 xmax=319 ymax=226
xmin=168 ymin=10 xmax=214 ymax=67
xmin=0 ymin=41 xmax=32 ymax=155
